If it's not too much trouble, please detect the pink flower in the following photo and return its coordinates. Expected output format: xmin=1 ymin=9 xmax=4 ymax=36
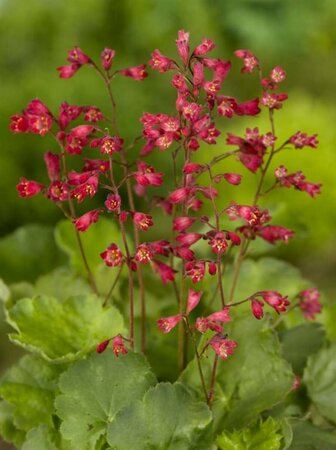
xmin=67 ymin=47 xmax=91 ymax=65
xmin=172 ymin=245 xmax=195 ymax=261
xmin=119 ymin=64 xmax=148 ymax=80
xmin=135 ymin=244 xmax=154 ymax=264
xmin=251 ymin=298 xmax=264 ymax=319
xmin=208 ymin=261 xmax=217 ymax=275
xmin=234 ymin=49 xmax=259 ymax=73
xmin=176 ymin=232 xmax=202 ymax=246
xmin=101 ymin=48 xmax=115 ymax=71
xmin=57 ymin=63 xmax=80 ymax=79
xmin=152 ymin=260 xmax=177 ymax=284
xmin=257 ymin=225 xmax=294 ymax=244
xmin=134 ymin=162 xmax=163 ymax=186
xmin=149 ymin=49 xmax=175 ymax=72
xmin=157 ymin=314 xmax=182 ymax=333
xmin=169 ymin=187 xmax=192 ymax=204
xmin=261 ymin=92 xmax=288 ymax=110
xmin=96 ymin=339 xmax=110 ymax=354
xmin=133 ymin=212 xmax=153 ymax=231
xmin=9 ymin=114 xmax=28 ymax=133
xmin=44 ymin=152 xmax=60 ymax=182
xmin=209 ymin=335 xmax=237 ymax=359
xmin=186 ymin=289 xmax=202 ymax=314
xmin=84 ymin=106 xmax=104 ymax=122
xmin=16 ymin=178 xmax=43 ymax=198
xmin=73 ymin=209 xmax=100 ymax=232
xmin=185 ymin=260 xmax=206 ymax=283
xmin=193 ymin=38 xmax=215 ymax=56
xmin=105 ymin=194 xmax=121 ymax=212
xmin=112 ymin=335 xmax=128 ymax=357
xmin=59 ymin=102 xmax=82 ymax=130
xmin=183 ymin=163 xmax=203 ymax=174
xmin=195 ymin=317 xmax=222 ymax=334
xmin=83 ymin=159 xmax=110 ymax=173
xmin=173 ymin=217 xmax=196 ymax=232
xmin=71 ymin=174 xmax=99 ymax=203
xmin=259 ymin=291 xmax=290 ymax=313
xmin=299 ymin=288 xmax=322 ymax=320
xmin=100 ymin=136 xmax=123 ymax=155
xmin=208 ymin=232 xmax=228 ymax=254
xmin=24 ymin=99 xmax=53 ymax=135
xmin=289 ymin=132 xmax=318 ymax=149
xmin=176 ymin=30 xmax=190 ymax=66
xmin=47 ymin=181 xmax=69 ymax=202
xmin=207 ymin=308 xmax=231 ymax=323
xmin=270 ymin=66 xmax=286 ymax=83
xmin=100 ymin=243 xmax=124 ymax=267
xmin=223 ymin=173 xmax=242 ymax=185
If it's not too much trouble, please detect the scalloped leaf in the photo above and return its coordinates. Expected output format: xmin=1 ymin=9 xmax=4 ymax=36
xmin=0 ymin=355 xmax=63 ymax=441
xmin=55 ymin=352 xmax=156 ymax=450
xmin=107 ymin=382 xmax=212 ymax=450
xmin=181 ymin=314 xmax=293 ymax=430
xmin=289 ymin=420 xmax=336 ymax=450
xmin=7 ymin=294 xmax=125 ymax=362
xmin=303 ymin=343 xmax=336 ymax=423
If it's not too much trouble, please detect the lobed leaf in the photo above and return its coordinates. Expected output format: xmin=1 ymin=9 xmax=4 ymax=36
xmin=7 ymin=293 xmax=125 ymax=362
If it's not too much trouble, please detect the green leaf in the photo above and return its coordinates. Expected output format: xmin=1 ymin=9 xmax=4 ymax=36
xmin=225 ymin=257 xmax=309 ymax=303
xmin=181 ymin=314 xmax=293 ymax=430
xmin=0 ymin=401 xmax=25 ymax=447
xmin=0 ymin=224 xmax=65 ymax=283
xmin=55 ymin=351 xmax=156 ymax=450
xmin=0 ymin=355 xmax=63 ymax=434
xmin=280 ymin=323 xmax=326 ymax=375
xmin=289 ymin=420 xmax=336 ymax=450
xmin=303 ymin=343 xmax=336 ymax=423
xmin=0 ymin=279 xmax=10 ymax=304
xmin=107 ymin=382 xmax=212 ymax=450
xmin=216 ymin=417 xmax=283 ymax=450
xmin=22 ymin=425 xmax=58 ymax=450
xmin=34 ymin=268 xmax=91 ymax=300
xmin=7 ymin=294 xmax=125 ymax=362
xmin=55 ymin=217 xmax=124 ymax=276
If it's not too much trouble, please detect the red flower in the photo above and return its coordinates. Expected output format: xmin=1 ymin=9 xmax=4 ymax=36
xmin=257 ymin=225 xmax=294 ymax=244
xmin=270 ymin=66 xmax=286 ymax=83
xmin=135 ymin=244 xmax=154 ymax=264
xmin=152 ymin=260 xmax=177 ymax=284
xmin=209 ymin=335 xmax=237 ymax=359
xmin=57 ymin=63 xmax=80 ymax=79
xmin=299 ymin=288 xmax=322 ymax=320
xmin=100 ymin=243 xmax=123 ymax=267
xmin=208 ymin=232 xmax=228 ymax=254
xmin=101 ymin=48 xmax=115 ymax=71
xmin=67 ymin=47 xmax=90 ymax=65
xmin=96 ymin=339 xmax=110 ymax=354
xmin=47 ymin=181 xmax=69 ymax=202
xmin=71 ymin=174 xmax=99 ymax=203
xmin=193 ymin=38 xmax=215 ymax=56
xmin=259 ymin=291 xmax=290 ymax=313
xmin=289 ymin=132 xmax=318 ymax=149
xmin=73 ymin=209 xmax=100 ymax=232
xmin=157 ymin=314 xmax=182 ymax=333
xmin=100 ymin=136 xmax=123 ymax=155
xmin=173 ymin=217 xmax=196 ymax=232
xmin=234 ymin=49 xmax=259 ymax=74
xmin=251 ymin=298 xmax=264 ymax=319
xmin=9 ymin=114 xmax=28 ymax=133
xmin=186 ymin=289 xmax=202 ymax=314
xmin=16 ymin=178 xmax=43 ymax=198
xmin=185 ymin=260 xmax=205 ymax=283
xmin=149 ymin=49 xmax=175 ymax=72
xmin=176 ymin=232 xmax=202 ymax=247
xmin=44 ymin=152 xmax=60 ymax=182
xmin=176 ymin=30 xmax=190 ymax=67
xmin=133 ymin=212 xmax=153 ymax=231
xmin=119 ymin=64 xmax=148 ymax=80
xmin=261 ymin=92 xmax=288 ymax=110
xmin=84 ymin=106 xmax=104 ymax=123
xmin=105 ymin=194 xmax=121 ymax=212
xmin=134 ymin=162 xmax=163 ymax=186
xmin=112 ymin=335 xmax=128 ymax=357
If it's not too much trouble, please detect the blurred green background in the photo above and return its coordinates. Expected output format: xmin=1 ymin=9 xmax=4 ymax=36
xmin=0 ymin=0 xmax=335 ymax=351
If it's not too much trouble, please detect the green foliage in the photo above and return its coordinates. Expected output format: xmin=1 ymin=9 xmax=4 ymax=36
xmin=289 ymin=420 xmax=336 ymax=450
xmin=181 ymin=314 xmax=293 ymax=430
xmin=21 ymin=425 xmax=59 ymax=450
xmin=55 ymin=217 xmax=125 ymax=277
xmin=6 ymin=293 xmax=124 ymax=362
xmin=280 ymin=323 xmax=326 ymax=375
xmin=55 ymin=351 xmax=156 ymax=450
xmin=216 ymin=417 xmax=284 ymax=450
xmin=0 ymin=225 xmax=65 ymax=283
xmin=107 ymin=382 xmax=212 ymax=450
xmin=303 ymin=343 xmax=336 ymax=423
xmin=0 ymin=354 xmax=63 ymax=446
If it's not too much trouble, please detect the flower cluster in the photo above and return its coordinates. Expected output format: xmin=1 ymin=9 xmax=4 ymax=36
xmin=11 ymin=31 xmax=323 ymax=406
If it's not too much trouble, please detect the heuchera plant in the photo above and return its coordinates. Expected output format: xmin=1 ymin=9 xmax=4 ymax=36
xmin=2 ymin=31 xmax=331 ymax=450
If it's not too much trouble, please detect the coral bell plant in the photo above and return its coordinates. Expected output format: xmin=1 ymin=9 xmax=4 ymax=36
xmin=1 ymin=31 xmax=333 ymax=450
